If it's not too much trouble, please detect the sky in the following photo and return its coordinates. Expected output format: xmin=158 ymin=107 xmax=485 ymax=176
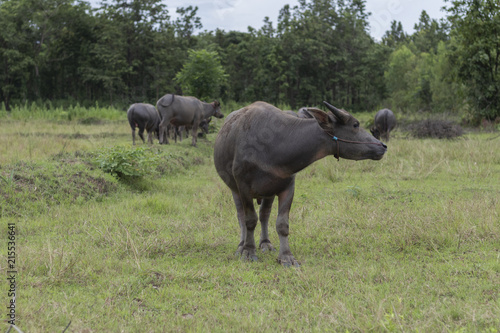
xmin=90 ymin=0 xmax=449 ymax=41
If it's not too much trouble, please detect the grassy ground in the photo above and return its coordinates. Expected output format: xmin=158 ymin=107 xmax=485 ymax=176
xmin=0 ymin=108 xmax=499 ymax=332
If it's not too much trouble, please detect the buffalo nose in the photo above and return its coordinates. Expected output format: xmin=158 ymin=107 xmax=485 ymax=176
xmin=382 ymin=143 xmax=387 ymax=149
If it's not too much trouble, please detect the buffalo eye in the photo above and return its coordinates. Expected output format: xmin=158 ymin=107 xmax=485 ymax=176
xmin=353 ymin=122 xmax=359 ymax=128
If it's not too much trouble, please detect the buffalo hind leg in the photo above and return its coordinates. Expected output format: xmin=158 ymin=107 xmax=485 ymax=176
xmin=259 ymin=197 xmax=276 ymax=252
xmin=138 ymin=126 xmax=146 ymax=143
xmin=131 ymin=128 xmax=136 ymax=145
xmin=276 ymin=181 xmax=299 ymax=267
xmin=231 ymin=189 xmax=258 ymax=261
xmin=190 ymin=125 xmax=198 ymax=147
xmin=232 ymin=191 xmax=246 ymax=255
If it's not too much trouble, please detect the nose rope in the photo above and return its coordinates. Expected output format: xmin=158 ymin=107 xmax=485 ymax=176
xmin=332 ymin=136 xmax=385 ymax=161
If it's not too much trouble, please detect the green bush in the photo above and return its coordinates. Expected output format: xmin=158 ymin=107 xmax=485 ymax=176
xmin=94 ymin=146 xmax=159 ymax=179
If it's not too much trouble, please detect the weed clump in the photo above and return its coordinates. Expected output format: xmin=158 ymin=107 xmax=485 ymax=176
xmin=94 ymin=146 xmax=159 ymax=178
xmin=92 ymin=146 xmax=196 ymax=180
xmin=410 ymin=119 xmax=464 ymax=139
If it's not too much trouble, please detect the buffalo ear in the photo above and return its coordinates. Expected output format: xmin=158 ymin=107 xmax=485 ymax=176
xmin=306 ymin=108 xmax=334 ymax=134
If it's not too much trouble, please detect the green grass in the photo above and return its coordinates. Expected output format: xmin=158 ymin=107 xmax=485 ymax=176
xmin=0 ymin=109 xmax=499 ymax=332
xmin=0 ymin=102 xmax=124 ymax=122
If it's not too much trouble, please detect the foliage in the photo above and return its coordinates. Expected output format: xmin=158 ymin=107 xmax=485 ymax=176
xmin=384 ymin=45 xmax=417 ymax=111
xmin=266 ymin=0 xmax=385 ymax=110
xmin=175 ymin=49 xmax=227 ymax=100
xmin=411 ymin=10 xmax=450 ymax=54
xmin=0 ymin=0 xmax=391 ymax=112
xmin=429 ymin=40 xmax=464 ymax=113
xmin=0 ymin=0 xmax=498 ymax=120
xmin=94 ymin=145 xmax=159 ymax=178
xmin=383 ymin=11 xmax=462 ymax=114
xmin=382 ymin=20 xmax=408 ymax=48
xmin=446 ymin=0 xmax=500 ymax=120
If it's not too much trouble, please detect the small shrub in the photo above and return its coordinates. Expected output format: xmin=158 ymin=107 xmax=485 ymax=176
xmin=94 ymin=146 xmax=159 ymax=179
xmin=410 ymin=119 xmax=464 ymax=139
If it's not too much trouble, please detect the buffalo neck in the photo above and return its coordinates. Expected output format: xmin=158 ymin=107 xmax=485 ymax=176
xmin=267 ymin=118 xmax=335 ymax=176
xmin=201 ymin=103 xmax=214 ymax=118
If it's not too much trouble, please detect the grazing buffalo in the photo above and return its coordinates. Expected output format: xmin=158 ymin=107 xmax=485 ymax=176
xmin=156 ymin=94 xmax=223 ymax=146
xmin=173 ymin=116 xmax=213 ymax=142
xmin=214 ymin=101 xmax=387 ymax=267
xmin=126 ymin=103 xmax=160 ymax=145
xmin=370 ymin=108 xmax=396 ymax=142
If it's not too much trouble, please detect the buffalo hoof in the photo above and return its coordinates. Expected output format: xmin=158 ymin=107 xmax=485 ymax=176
xmin=236 ymin=248 xmax=258 ymax=262
xmin=235 ymin=242 xmax=244 ymax=255
xmin=259 ymin=240 xmax=276 ymax=252
xmin=277 ymin=255 xmax=300 ymax=268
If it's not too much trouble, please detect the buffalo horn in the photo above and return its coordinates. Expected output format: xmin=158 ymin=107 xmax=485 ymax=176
xmin=323 ymin=101 xmax=350 ymax=124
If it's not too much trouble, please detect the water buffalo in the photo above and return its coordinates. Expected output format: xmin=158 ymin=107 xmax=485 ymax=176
xmin=156 ymin=94 xmax=223 ymax=146
xmin=283 ymin=110 xmax=298 ymax=117
xmin=126 ymin=103 xmax=160 ymax=145
xmin=370 ymin=108 xmax=396 ymax=142
xmin=214 ymin=101 xmax=387 ymax=267
xmin=174 ymin=116 xmax=213 ymax=142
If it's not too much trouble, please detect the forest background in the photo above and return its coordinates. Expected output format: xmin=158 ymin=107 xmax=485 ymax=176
xmin=1 ymin=0 xmax=500 ymax=123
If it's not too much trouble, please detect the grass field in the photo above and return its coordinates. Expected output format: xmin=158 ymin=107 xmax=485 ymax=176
xmin=1 ymin=106 xmax=499 ymax=332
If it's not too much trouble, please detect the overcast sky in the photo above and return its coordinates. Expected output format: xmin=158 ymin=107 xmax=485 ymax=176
xmin=90 ymin=0 xmax=449 ymax=41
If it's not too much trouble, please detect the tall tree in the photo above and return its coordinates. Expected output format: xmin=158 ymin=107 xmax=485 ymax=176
xmin=384 ymin=45 xmax=417 ymax=111
xmin=88 ymin=0 xmax=170 ymax=104
xmin=174 ymin=6 xmax=202 ymax=49
xmin=0 ymin=0 xmax=34 ymax=109
xmin=382 ymin=21 xmax=408 ymax=48
xmin=446 ymin=0 xmax=500 ymax=120
xmin=175 ymin=49 xmax=227 ymax=100
xmin=430 ymin=40 xmax=463 ymax=113
xmin=412 ymin=10 xmax=450 ymax=54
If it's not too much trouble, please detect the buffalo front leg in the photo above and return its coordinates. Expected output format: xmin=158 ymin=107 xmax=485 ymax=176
xmin=259 ymin=197 xmax=276 ymax=252
xmin=178 ymin=126 xmax=184 ymax=142
xmin=276 ymin=181 xmax=299 ymax=267
xmin=231 ymin=190 xmax=258 ymax=261
xmin=190 ymin=125 xmax=198 ymax=147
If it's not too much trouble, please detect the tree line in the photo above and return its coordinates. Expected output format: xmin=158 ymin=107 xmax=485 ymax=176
xmin=1 ymin=0 xmax=499 ymax=121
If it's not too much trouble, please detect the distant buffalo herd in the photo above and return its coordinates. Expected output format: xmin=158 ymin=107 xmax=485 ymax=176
xmin=127 ymin=94 xmax=223 ymax=147
xmin=127 ymin=95 xmax=396 ymax=147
